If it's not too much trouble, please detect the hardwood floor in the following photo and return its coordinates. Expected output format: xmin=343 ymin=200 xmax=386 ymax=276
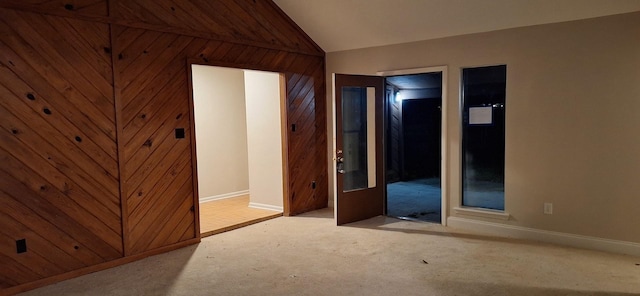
xmin=199 ymin=195 xmax=282 ymax=237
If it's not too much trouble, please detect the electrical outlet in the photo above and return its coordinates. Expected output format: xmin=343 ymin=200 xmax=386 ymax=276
xmin=174 ymin=128 xmax=185 ymax=139
xmin=544 ymin=203 xmax=553 ymax=215
xmin=16 ymin=239 xmax=27 ymax=253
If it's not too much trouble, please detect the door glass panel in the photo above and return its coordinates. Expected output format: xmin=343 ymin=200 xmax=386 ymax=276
xmin=342 ymin=86 xmax=376 ymax=192
xmin=461 ymin=65 xmax=506 ymax=210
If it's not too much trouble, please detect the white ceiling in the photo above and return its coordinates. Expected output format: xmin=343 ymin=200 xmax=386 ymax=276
xmin=273 ymin=0 xmax=640 ymax=52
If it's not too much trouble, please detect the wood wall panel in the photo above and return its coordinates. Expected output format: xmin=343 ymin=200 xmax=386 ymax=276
xmin=388 ymin=89 xmax=402 ymax=182
xmin=116 ymin=28 xmax=327 ymax=253
xmin=1 ymin=0 xmax=326 ymax=293
xmin=0 ymin=0 xmax=109 ymax=18
xmin=113 ymin=25 xmax=202 ymax=255
xmin=111 ymin=0 xmax=321 ymax=56
xmin=0 ymin=8 xmax=121 ymax=288
xmin=285 ymin=62 xmax=328 ymax=214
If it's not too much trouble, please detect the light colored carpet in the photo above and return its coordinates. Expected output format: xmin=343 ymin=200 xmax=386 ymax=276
xmin=19 ymin=208 xmax=640 ymax=296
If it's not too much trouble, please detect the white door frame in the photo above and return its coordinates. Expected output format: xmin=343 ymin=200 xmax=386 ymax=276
xmin=377 ymin=66 xmax=448 ymax=225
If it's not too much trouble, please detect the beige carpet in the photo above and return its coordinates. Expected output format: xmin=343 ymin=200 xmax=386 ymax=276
xmin=20 ymin=208 xmax=640 ymax=296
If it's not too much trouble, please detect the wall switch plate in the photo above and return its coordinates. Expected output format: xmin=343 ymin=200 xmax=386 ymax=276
xmin=544 ymin=203 xmax=553 ymax=215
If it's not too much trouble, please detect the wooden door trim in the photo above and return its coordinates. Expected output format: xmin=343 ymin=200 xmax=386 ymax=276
xmin=185 ymin=60 xmax=202 ymax=239
xmin=279 ymin=73 xmax=291 ymax=216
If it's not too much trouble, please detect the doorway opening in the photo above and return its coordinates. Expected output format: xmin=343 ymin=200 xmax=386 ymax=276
xmin=381 ymin=69 xmax=446 ymax=224
xmin=190 ymin=65 xmax=286 ymax=237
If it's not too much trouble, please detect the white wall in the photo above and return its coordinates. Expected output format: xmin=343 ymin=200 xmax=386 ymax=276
xmin=192 ymin=65 xmax=249 ymax=201
xmin=244 ymin=70 xmax=285 ymax=211
xmin=192 ymin=65 xmax=284 ymax=210
xmin=326 ymin=12 xmax=640 ymax=247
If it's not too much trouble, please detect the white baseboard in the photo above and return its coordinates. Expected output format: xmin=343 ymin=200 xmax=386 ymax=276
xmin=199 ymin=190 xmax=249 ymax=203
xmin=447 ymin=216 xmax=640 ymax=257
xmin=248 ymin=202 xmax=283 ymax=212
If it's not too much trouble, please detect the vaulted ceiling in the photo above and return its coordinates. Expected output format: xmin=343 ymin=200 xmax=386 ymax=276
xmin=273 ymin=0 xmax=640 ymax=52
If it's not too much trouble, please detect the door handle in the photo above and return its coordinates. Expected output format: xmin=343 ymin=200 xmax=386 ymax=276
xmin=337 ymin=158 xmax=345 ymax=174
xmin=336 ymin=150 xmax=345 ymax=174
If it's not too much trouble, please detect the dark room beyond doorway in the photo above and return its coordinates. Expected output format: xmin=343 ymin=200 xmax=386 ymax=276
xmin=385 ymin=72 xmax=442 ymax=223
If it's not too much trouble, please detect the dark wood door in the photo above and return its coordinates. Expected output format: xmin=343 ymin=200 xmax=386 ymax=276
xmin=335 ymin=74 xmax=384 ymax=225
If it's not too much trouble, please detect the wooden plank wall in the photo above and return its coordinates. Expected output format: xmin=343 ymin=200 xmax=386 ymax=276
xmin=386 ymin=86 xmax=402 ymax=182
xmin=0 ymin=8 xmax=122 ymax=289
xmin=0 ymin=0 xmax=327 ymax=293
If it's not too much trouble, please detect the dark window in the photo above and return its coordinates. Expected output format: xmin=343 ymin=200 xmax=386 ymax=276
xmin=461 ymin=65 xmax=506 ymax=210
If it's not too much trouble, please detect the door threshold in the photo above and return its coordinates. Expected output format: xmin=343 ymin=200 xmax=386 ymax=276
xmin=390 ymin=215 xmax=441 ymax=224
xmin=201 ymin=213 xmax=282 ymax=238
